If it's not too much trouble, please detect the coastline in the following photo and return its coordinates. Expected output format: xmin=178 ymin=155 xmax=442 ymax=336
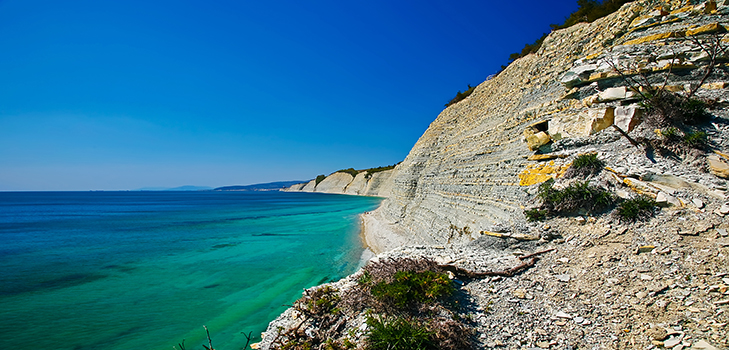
xmin=359 ymin=205 xmax=408 ymax=255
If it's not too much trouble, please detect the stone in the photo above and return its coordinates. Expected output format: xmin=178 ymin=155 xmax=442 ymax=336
xmin=556 ymin=311 xmax=572 ymax=319
xmin=718 ymin=228 xmax=728 ymax=237
xmin=692 ymin=198 xmax=705 ymax=209
xmin=574 ymin=316 xmax=585 ymax=323
xmin=513 ymin=289 xmax=527 ymax=299
xmin=638 ymin=245 xmax=656 ymax=253
xmin=640 ymin=274 xmax=654 ymax=280
xmin=587 ymin=107 xmax=615 ymax=134
xmin=636 ymin=291 xmax=648 ymax=298
xmin=708 ymin=154 xmax=729 ymax=179
xmin=556 ymin=274 xmax=571 ymax=282
xmin=686 ymin=23 xmax=726 ymax=36
xmin=598 ymin=86 xmax=627 ymax=102
xmin=720 ymin=204 xmax=729 ymax=215
xmin=691 ymin=340 xmax=719 ymax=350
xmin=525 ymin=130 xmax=552 ymax=151
xmin=665 ymin=335 xmax=683 ymax=348
xmin=614 ymin=106 xmax=642 ymax=132
xmin=560 ymin=71 xmax=583 ymax=87
xmin=656 ymin=191 xmax=681 ymax=207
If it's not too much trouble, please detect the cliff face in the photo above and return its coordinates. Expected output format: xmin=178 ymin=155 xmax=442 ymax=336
xmin=368 ymin=0 xmax=729 ymax=247
xmin=283 ymin=169 xmax=394 ymax=197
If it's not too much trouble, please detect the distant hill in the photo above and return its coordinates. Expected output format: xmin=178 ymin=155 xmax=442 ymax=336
xmin=136 ymin=185 xmax=213 ymax=191
xmin=214 ymin=181 xmax=308 ymax=191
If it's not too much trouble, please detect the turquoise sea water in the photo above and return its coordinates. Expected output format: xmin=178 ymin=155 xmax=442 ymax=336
xmin=0 ymin=191 xmax=382 ymax=350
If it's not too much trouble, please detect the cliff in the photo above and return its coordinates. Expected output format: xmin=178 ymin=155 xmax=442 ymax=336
xmin=260 ymin=1 xmax=729 ymax=349
xmin=282 ymin=169 xmax=394 ymax=197
xmin=366 ymin=0 xmax=729 ymax=250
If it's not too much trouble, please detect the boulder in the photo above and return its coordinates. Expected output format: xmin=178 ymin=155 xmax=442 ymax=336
xmin=525 ymin=131 xmax=551 ymax=151
xmin=614 ymin=106 xmax=643 ymax=132
xmin=598 ymin=87 xmax=627 ymax=102
xmin=587 ymin=107 xmax=615 ymax=134
xmin=708 ymin=154 xmax=729 ymax=178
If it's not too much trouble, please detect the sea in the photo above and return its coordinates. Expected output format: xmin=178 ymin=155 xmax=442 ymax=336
xmin=0 ymin=191 xmax=383 ymax=350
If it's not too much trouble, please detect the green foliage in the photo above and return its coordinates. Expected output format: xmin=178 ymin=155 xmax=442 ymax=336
xmin=660 ymin=127 xmax=680 ymax=140
xmin=315 ymin=175 xmax=326 ymax=185
xmin=554 ymin=0 xmax=636 ymax=30
xmin=536 ymin=179 xmax=615 ymax=216
xmin=524 ymin=208 xmax=548 ymax=222
xmin=365 ymin=316 xmax=437 ymax=350
xmin=504 ymin=0 xmax=634 ymax=69
xmin=445 ymin=84 xmax=476 ymax=107
xmin=683 ymin=131 xmax=708 ymax=149
xmin=615 ymin=196 xmax=657 ymax=222
xmin=565 ymin=153 xmax=604 ymax=178
xmin=364 ymin=163 xmax=401 ymax=178
xmin=335 ymin=168 xmax=360 ymax=178
xmin=507 ymin=33 xmax=548 ymax=64
xmin=370 ymin=270 xmax=454 ymax=309
xmin=304 ymin=286 xmax=341 ymax=316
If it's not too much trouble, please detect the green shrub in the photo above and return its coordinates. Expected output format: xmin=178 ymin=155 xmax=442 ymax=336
xmin=537 ymin=179 xmax=614 ymax=215
xmin=365 ymin=316 xmax=437 ymax=350
xmin=565 ymin=153 xmax=604 ymax=178
xmin=335 ymin=168 xmax=360 ymax=178
xmin=315 ymin=175 xmax=326 ymax=185
xmin=555 ymin=0 xmax=636 ymax=30
xmin=445 ymin=84 xmax=476 ymax=107
xmin=524 ymin=208 xmax=548 ymax=222
xmin=370 ymin=270 xmax=454 ymax=309
xmin=615 ymin=196 xmax=657 ymax=222
xmin=683 ymin=131 xmax=707 ymax=149
xmin=660 ymin=127 xmax=680 ymax=140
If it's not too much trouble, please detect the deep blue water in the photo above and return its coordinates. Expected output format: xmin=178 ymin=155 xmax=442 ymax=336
xmin=0 ymin=191 xmax=382 ymax=350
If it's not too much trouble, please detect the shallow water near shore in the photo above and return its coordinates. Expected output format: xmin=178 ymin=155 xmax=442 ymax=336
xmin=0 ymin=191 xmax=382 ymax=350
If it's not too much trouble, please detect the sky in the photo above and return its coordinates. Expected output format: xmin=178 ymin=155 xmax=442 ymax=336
xmin=0 ymin=0 xmax=579 ymax=191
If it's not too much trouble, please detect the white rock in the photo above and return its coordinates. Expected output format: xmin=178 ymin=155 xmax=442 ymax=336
xmin=692 ymin=198 xmax=705 ymax=209
xmin=614 ymin=106 xmax=642 ymax=132
xmin=640 ymin=274 xmax=654 ymax=281
xmin=656 ymin=191 xmax=681 ymax=207
xmin=555 ymin=274 xmax=571 ymax=282
xmin=720 ymin=203 xmax=729 ymax=215
xmin=691 ymin=339 xmax=718 ymax=350
xmin=598 ymin=86 xmax=627 ymax=102
xmin=555 ymin=311 xmax=572 ymax=319
xmin=665 ymin=335 xmax=683 ymax=348
xmin=574 ymin=316 xmax=585 ymax=324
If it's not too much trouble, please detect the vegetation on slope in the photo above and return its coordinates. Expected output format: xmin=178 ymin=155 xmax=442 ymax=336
xmin=448 ymin=0 xmax=636 ymax=107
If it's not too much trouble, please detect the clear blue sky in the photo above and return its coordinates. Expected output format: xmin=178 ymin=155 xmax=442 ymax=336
xmin=0 ymin=0 xmax=578 ymax=191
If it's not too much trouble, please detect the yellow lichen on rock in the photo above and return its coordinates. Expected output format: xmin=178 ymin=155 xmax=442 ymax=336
xmin=685 ymin=22 xmax=726 ymax=36
xmin=623 ymin=31 xmax=683 ymax=45
xmin=519 ymin=161 xmax=570 ymax=186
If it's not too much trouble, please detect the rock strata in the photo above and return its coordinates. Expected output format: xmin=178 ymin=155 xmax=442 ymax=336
xmin=262 ymin=1 xmax=729 ymax=349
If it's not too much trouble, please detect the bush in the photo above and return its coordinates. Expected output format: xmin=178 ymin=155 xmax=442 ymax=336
xmin=683 ymin=131 xmax=707 ymax=149
xmin=537 ymin=179 xmax=615 ymax=215
xmin=445 ymin=84 xmax=476 ymax=107
xmin=564 ymin=153 xmax=604 ymax=178
xmin=524 ymin=208 xmax=548 ymax=222
xmin=370 ymin=270 xmax=454 ymax=309
xmin=366 ymin=316 xmax=436 ymax=350
xmin=660 ymin=127 xmax=680 ymax=140
xmin=335 ymin=168 xmax=360 ymax=178
xmin=614 ymin=196 xmax=657 ymax=222
xmin=315 ymin=175 xmax=326 ymax=185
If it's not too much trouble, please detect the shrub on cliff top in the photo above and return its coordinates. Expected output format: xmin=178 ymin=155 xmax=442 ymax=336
xmin=564 ymin=153 xmax=604 ymax=178
xmin=315 ymin=175 xmax=326 ymax=185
